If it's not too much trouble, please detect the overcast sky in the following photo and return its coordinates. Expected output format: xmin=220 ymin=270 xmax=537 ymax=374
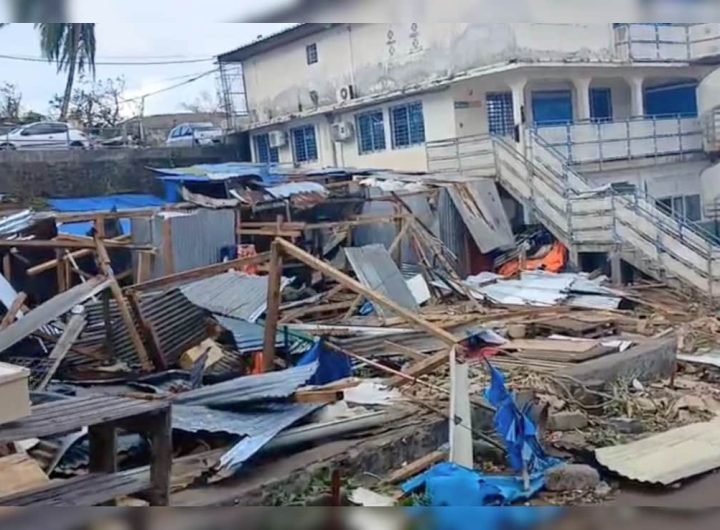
xmin=0 ymin=21 xmax=293 ymax=118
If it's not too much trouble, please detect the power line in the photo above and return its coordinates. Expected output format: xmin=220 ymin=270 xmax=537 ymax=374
xmin=118 ymin=69 xmax=219 ymax=104
xmin=0 ymin=53 xmax=215 ymax=66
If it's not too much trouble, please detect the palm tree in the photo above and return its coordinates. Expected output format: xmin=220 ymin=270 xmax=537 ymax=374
xmin=36 ymin=24 xmax=96 ymax=120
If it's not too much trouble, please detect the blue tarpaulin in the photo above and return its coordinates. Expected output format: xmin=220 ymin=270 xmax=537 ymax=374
xmin=297 ymin=340 xmax=352 ymax=385
xmin=485 ymin=362 xmax=560 ymax=474
xmin=406 ymin=507 xmax=562 ymax=530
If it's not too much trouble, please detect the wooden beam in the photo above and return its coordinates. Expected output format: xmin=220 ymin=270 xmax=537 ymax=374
xmin=262 ymin=240 xmax=283 ymax=372
xmin=275 ymin=238 xmax=457 ymax=346
xmin=0 ymin=239 xmax=154 ymax=251
xmin=0 ymin=292 xmax=27 ymax=330
xmin=293 ymin=389 xmax=343 ymax=404
xmin=26 ymin=236 xmax=129 ymax=277
xmin=36 ymin=312 xmax=87 ymax=391
xmin=389 ymin=348 xmax=451 ymax=387
xmin=94 ymin=233 xmax=154 ymax=371
xmin=161 ymin=218 xmax=174 ymax=276
xmin=2 ymin=253 xmax=11 ymax=280
xmin=127 ymin=252 xmax=270 ymax=292
xmin=384 ymin=449 xmax=449 ymax=484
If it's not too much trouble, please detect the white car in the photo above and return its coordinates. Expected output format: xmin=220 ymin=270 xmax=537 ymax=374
xmin=0 ymin=121 xmax=91 ymax=150
xmin=166 ymin=122 xmax=224 ymax=147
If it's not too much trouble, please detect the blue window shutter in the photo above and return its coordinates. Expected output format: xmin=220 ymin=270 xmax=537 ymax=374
xmin=390 ymin=102 xmax=424 ymax=148
xmin=532 ymin=90 xmax=573 ymax=126
xmin=644 ymin=82 xmax=698 ymax=118
xmin=292 ymin=125 xmax=318 ymax=162
xmin=255 ymin=134 xmax=278 ymax=163
xmin=356 ymin=110 xmax=386 ymax=154
xmin=590 ymin=88 xmax=613 ymax=122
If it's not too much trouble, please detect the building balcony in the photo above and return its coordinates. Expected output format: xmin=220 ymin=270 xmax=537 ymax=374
xmin=534 ymin=116 xmax=703 ymax=168
xmin=615 ymin=23 xmax=720 ymax=64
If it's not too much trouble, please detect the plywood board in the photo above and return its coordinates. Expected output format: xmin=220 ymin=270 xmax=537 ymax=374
xmin=0 ymin=453 xmax=49 ymax=497
xmin=506 ymin=339 xmax=600 ymax=353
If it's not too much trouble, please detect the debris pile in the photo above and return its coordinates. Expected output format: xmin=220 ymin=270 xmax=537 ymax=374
xmin=0 ymin=163 xmax=717 ymax=509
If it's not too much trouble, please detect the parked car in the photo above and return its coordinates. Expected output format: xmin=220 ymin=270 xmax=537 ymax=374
xmin=0 ymin=121 xmax=91 ymax=150
xmin=166 ymin=122 xmax=224 ymax=147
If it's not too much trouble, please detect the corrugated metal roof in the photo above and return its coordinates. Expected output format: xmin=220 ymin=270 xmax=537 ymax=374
xmin=447 ymin=180 xmax=514 ymax=253
xmin=344 ymin=244 xmax=419 ymax=318
xmin=595 ymin=419 xmax=720 ymax=485
xmin=174 ymin=361 xmax=318 ymax=407
xmin=265 ymin=181 xmax=327 ymax=199
xmin=180 ymin=272 xmax=291 ymax=323
xmin=214 ymin=315 xmax=284 ymax=353
xmin=0 ymin=209 xmax=35 ymax=236
xmin=150 ymin=162 xmax=285 ymax=185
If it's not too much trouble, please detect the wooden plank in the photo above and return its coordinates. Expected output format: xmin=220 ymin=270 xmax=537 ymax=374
xmin=0 ymin=454 xmax=49 ymax=498
xmin=0 ymin=239 xmax=154 ymax=251
xmin=161 ymin=217 xmax=174 ymax=276
xmin=36 ymin=312 xmax=87 ymax=391
xmin=384 ymin=449 xmax=449 ymax=484
xmin=94 ymin=233 xmax=153 ymax=371
xmin=0 ymin=292 xmax=27 ymax=330
xmin=276 ymin=238 xmax=458 ymax=346
xmin=26 ymin=236 xmax=129 ymax=277
xmin=127 ymin=251 xmax=270 ymax=292
xmin=147 ymin=409 xmax=172 ymax=506
xmin=293 ymin=389 xmax=343 ymax=404
xmin=506 ymin=338 xmax=600 ymax=353
xmin=262 ymin=240 xmax=283 ymax=372
xmin=2 ymin=253 xmax=11 ymax=280
xmin=389 ymin=349 xmax=451 ymax=387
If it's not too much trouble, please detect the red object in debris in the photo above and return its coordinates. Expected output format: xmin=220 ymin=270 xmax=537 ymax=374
xmin=466 ymin=346 xmax=501 ymax=360
xmin=251 ymin=351 xmax=264 ymax=374
xmin=237 ymin=244 xmax=259 ymax=274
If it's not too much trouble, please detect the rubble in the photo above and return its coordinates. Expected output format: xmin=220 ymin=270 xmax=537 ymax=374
xmin=0 ymin=163 xmax=718 ymax=509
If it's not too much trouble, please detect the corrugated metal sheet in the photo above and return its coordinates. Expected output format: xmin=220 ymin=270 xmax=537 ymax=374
xmin=438 ymin=189 xmax=469 ymax=277
xmin=595 ymin=419 xmax=720 ymax=485
xmin=353 ymin=187 xmax=396 ymax=250
xmin=447 ymin=180 xmax=514 ymax=253
xmin=76 ymin=288 xmax=208 ymax=369
xmin=215 ymin=315 xmax=284 ymax=353
xmin=0 ymin=209 xmax=35 ymax=236
xmin=174 ymin=361 xmax=318 ymax=407
xmin=265 ymin=181 xmax=327 ymax=198
xmin=132 ymin=209 xmax=236 ymax=281
xmin=0 ymin=276 xmax=110 ymax=353
xmin=180 ymin=272 xmax=291 ymax=323
xmin=344 ymin=244 xmax=419 ymax=317
xmin=48 ymin=194 xmax=165 ymax=212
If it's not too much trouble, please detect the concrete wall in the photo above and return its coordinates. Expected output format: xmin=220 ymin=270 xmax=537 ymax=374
xmin=242 ymin=23 xmax=617 ymax=123
xmin=0 ymin=145 xmax=243 ymax=201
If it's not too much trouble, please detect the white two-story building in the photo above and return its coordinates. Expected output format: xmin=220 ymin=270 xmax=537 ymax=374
xmin=218 ymin=23 xmax=720 ymax=224
xmin=217 ymin=23 xmax=720 ymax=296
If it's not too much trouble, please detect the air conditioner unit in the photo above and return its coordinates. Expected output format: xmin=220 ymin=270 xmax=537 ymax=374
xmin=336 ymin=84 xmax=356 ymax=103
xmin=331 ymin=121 xmax=355 ymax=142
xmin=268 ymin=130 xmax=286 ymax=149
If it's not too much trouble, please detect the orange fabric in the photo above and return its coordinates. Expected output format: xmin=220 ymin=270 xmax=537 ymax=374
xmin=498 ymin=242 xmax=567 ymax=277
xmin=251 ymin=351 xmax=264 ymax=374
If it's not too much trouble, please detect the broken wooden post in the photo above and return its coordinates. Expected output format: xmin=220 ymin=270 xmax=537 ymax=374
xmin=0 ymin=292 xmax=27 ymax=330
xmin=274 ymin=236 xmax=458 ymax=344
xmin=36 ymin=309 xmax=87 ymax=391
xmin=262 ymin=240 xmax=283 ymax=372
xmin=93 ymin=233 xmax=154 ymax=371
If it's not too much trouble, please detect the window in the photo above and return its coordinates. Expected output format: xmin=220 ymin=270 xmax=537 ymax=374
xmin=486 ymin=92 xmax=514 ymax=136
xmin=531 ymin=90 xmax=573 ymax=127
xmin=306 ymin=43 xmax=318 ymax=65
xmin=590 ymin=88 xmax=613 ymax=122
xmin=291 ymin=125 xmax=318 ymax=163
xmin=656 ymin=194 xmax=702 ymax=222
xmin=390 ymin=102 xmax=425 ymax=148
xmin=356 ymin=110 xmax=386 ymax=154
xmin=254 ymin=134 xmax=279 ymax=163
xmin=644 ymin=82 xmax=698 ymax=118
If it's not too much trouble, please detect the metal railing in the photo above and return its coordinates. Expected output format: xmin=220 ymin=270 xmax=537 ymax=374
xmin=534 ymin=115 xmax=703 ymax=167
xmin=426 ymin=130 xmax=720 ymax=294
xmin=615 ymin=23 xmax=720 ymax=62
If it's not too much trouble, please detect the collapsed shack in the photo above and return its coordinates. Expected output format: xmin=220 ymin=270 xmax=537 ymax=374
xmin=0 ymin=163 xmax=718 ymax=511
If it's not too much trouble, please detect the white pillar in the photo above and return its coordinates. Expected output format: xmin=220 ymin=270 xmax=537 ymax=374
xmin=630 ymin=76 xmax=645 ymax=117
xmin=574 ymin=77 xmax=592 ymax=121
xmin=511 ymin=81 xmax=526 ymax=130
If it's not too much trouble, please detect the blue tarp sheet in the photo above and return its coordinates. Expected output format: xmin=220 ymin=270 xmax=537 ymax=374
xmin=297 ymin=340 xmax=352 ymax=386
xmin=49 ymin=194 xmax=165 ymax=237
xmin=406 ymin=507 xmax=562 ymax=530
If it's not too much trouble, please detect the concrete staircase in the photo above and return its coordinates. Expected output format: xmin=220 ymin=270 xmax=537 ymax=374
xmin=427 ymin=132 xmax=720 ymax=298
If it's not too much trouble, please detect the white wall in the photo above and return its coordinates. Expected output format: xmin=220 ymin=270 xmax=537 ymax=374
xmin=584 ymin=160 xmax=710 ymax=207
xmin=241 ymin=23 xmax=619 ymax=123
xmin=252 ymin=90 xmax=456 ymax=171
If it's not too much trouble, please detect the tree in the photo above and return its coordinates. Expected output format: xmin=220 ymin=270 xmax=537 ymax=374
xmin=36 ymin=24 xmax=96 ymax=121
xmin=50 ymin=76 xmax=127 ymax=130
xmin=0 ymin=83 xmax=22 ymax=122
xmin=181 ymin=89 xmax=224 ymax=114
